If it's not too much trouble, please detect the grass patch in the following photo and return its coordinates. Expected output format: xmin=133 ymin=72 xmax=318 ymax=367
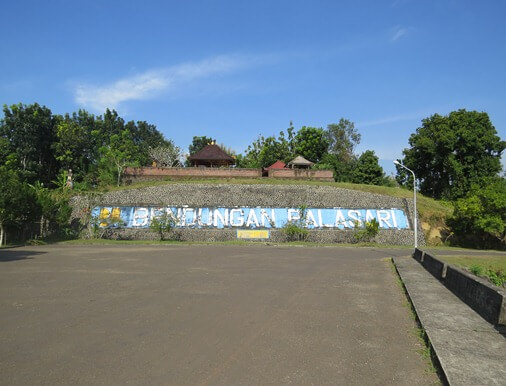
xmin=434 ymin=254 xmax=506 ymax=287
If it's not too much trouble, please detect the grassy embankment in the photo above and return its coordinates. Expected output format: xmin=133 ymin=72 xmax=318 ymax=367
xmin=88 ymin=177 xmax=453 ymax=245
xmin=432 ymin=253 xmax=506 ymax=287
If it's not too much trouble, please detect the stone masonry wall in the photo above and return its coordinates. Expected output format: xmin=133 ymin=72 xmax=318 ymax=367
xmin=70 ymin=183 xmax=424 ymax=245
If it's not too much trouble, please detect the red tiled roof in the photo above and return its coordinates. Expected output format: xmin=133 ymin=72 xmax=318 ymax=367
xmin=266 ymin=160 xmax=287 ymax=169
xmin=188 ymin=144 xmax=235 ymax=161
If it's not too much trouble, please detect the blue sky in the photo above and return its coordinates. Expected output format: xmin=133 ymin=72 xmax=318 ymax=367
xmin=1 ymin=0 xmax=505 ymax=174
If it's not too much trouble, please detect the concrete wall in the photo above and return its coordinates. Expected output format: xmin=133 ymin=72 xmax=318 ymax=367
xmin=123 ymin=167 xmax=334 ymax=183
xmin=71 ymin=183 xmax=424 ymax=246
xmin=267 ymin=169 xmax=334 ymax=181
xmin=412 ymin=248 xmax=506 ymax=325
xmin=124 ymin=167 xmax=262 ymax=183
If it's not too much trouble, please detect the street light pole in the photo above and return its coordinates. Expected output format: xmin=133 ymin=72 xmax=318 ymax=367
xmin=394 ymin=160 xmax=418 ymax=248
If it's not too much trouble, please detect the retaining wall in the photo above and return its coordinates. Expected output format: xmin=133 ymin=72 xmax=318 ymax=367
xmin=71 ymin=183 xmax=424 ymax=246
xmin=412 ymin=248 xmax=506 ymax=325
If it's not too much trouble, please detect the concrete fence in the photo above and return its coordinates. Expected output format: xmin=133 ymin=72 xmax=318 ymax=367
xmin=412 ymin=248 xmax=506 ymax=326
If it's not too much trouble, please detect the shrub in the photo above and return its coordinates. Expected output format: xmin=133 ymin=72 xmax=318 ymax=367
xmin=150 ymin=211 xmax=177 ymax=241
xmin=486 ymin=269 xmax=505 ymax=287
xmin=353 ymin=218 xmax=380 ymax=242
xmin=469 ymin=264 xmax=483 ymax=276
xmin=282 ymin=205 xmax=309 ymax=241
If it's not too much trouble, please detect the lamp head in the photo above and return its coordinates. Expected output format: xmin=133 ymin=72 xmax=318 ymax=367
xmin=393 ymin=160 xmax=400 ymax=165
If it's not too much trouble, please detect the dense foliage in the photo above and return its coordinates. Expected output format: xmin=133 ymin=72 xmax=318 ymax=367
xmin=448 ymin=178 xmax=506 ymax=249
xmin=351 ymin=150 xmax=386 ymax=186
xmin=397 ymin=109 xmax=505 ymax=249
xmin=0 ymin=103 xmax=171 ymax=244
xmin=237 ymin=119 xmax=388 ymax=187
xmin=0 ymin=103 xmax=170 ymax=189
xmin=189 ymin=136 xmax=216 ymax=155
xmin=398 ymin=109 xmax=505 ymax=200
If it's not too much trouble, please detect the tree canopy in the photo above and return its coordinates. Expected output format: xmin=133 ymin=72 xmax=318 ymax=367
xmin=0 ymin=104 xmax=171 ymax=188
xmin=351 ymin=150 xmax=386 ymax=186
xmin=326 ymin=118 xmax=361 ymax=161
xmin=294 ymin=126 xmax=329 ymax=163
xmin=448 ymin=178 xmax=506 ymax=248
xmin=398 ymin=109 xmax=505 ymax=200
xmin=189 ymin=136 xmax=216 ymax=155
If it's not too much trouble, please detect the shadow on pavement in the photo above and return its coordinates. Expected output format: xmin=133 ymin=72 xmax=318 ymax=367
xmin=0 ymin=249 xmax=47 ymax=262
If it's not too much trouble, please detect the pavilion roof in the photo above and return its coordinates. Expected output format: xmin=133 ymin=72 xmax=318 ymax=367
xmin=287 ymin=155 xmax=314 ymax=166
xmin=188 ymin=144 xmax=235 ymax=161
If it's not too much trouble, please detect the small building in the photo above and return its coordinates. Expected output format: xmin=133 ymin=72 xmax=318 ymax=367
xmin=287 ymin=156 xmax=314 ymax=169
xmin=266 ymin=160 xmax=287 ymax=170
xmin=188 ymin=144 xmax=235 ymax=167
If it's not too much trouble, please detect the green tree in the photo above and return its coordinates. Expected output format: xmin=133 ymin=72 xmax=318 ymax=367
xmin=351 ymin=150 xmax=386 ymax=185
xmin=294 ymin=126 xmax=329 ymax=163
xmin=98 ymin=129 xmax=139 ymax=186
xmin=398 ymin=110 xmax=505 ymax=199
xmin=240 ymin=127 xmax=295 ymax=168
xmin=313 ymin=153 xmax=356 ymax=182
xmin=448 ymin=178 xmax=506 ymax=248
xmin=30 ymin=182 xmax=73 ymax=239
xmin=0 ymin=103 xmax=59 ymax=184
xmin=326 ymin=118 xmax=361 ymax=161
xmin=126 ymin=120 xmax=168 ymax=166
xmin=189 ymin=136 xmax=215 ymax=155
xmin=53 ymin=113 xmax=96 ymax=181
xmin=0 ymin=167 xmax=40 ymax=246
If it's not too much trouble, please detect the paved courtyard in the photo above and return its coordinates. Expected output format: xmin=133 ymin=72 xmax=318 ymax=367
xmin=0 ymin=244 xmax=438 ymax=385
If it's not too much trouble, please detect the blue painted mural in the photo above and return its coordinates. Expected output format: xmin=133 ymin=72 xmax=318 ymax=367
xmin=93 ymin=206 xmax=410 ymax=230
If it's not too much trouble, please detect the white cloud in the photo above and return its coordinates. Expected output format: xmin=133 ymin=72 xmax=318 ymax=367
xmin=389 ymin=26 xmax=408 ymax=42
xmin=73 ymin=55 xmax=250 ymax=112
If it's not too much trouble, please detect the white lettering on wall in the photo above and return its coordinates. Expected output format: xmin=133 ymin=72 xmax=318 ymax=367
xmin=133 ymin=207 xmax=149 ymax=227
xmin=214 ymin=208 xmax=228 ymax=227
xmin=288 ymin=209 xmax=300 ymax=222
xmin=391 ymin=209 xmax=398 ymax=228
xmin=246 ymin=209 xmax=259 ymax=227
xmin=306 ymin=209 xmax=319 ymax=227
xmin=377 ymin=210 xmax=392 ymax=228
xmin=347 ymin=210 xmax=362 ymax=228
xmin=230 ymin=209 xmax=244 ymax=227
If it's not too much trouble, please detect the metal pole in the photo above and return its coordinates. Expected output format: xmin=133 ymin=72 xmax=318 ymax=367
xmin=394 ymin=161 xmax=417 ymax=248
xmin=411 ymin=169 xmax=417 ymax=248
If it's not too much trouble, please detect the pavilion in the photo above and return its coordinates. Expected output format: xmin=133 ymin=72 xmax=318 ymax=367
xmin=188 ymin=144 xmax=235 ymax=167
xmin=287 ymin=156 xmax=314 ymax=169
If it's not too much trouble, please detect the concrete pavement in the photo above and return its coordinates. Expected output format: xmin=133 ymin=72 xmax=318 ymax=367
xmin=0 ymin=244 xmax=437 ymax=385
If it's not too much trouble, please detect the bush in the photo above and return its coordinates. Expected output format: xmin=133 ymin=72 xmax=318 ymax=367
xmin=469 ymin=264 xmax=483 ymax=276
xmin=282 ymin=205 xmax=309 ymax=241
xmin=150 ymin=211 xmax=177 ymax=241
xmin=353 ymin=218 xmax=380 ymax=242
